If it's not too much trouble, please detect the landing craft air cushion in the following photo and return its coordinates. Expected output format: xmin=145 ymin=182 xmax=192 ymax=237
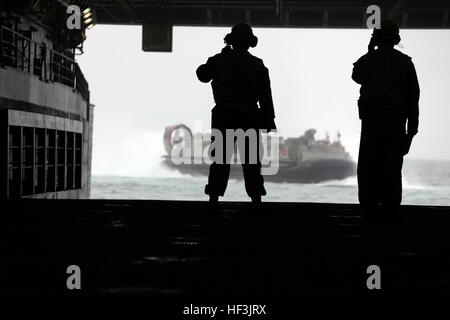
xmin=162 ymin=124 xmax=356 ymax=183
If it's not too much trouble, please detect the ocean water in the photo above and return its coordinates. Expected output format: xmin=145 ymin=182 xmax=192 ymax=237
xmin=91 ymin=159 xmax=450 ymax=206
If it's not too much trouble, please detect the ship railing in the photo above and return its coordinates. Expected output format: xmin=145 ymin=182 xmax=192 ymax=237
xmin=0 ymin=25 xmax=89 ymax=102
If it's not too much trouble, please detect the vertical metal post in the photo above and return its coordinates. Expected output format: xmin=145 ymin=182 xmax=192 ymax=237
xmin=19 ymin=126 xmax=23 ymax=197
xmin=32 ymin=127 xmax=35 ymax=195
xmin=44 ymin=128 xmax=47 ymax=192
xmin=33 ymin=42 xmax=37 ymax=76
xmin=21 ymin=36 xmax=24 ymax=71
xmin=0 ymin=27 xmax=3 ymax=68
xmin=49 ymin=50 xmax=53 ymax=82
xmin=0 ymin=111 xmax=8 ymax=199
xmin=27 ymin=38 xmax=31 ymax=73
xmin=72 ymin=132 xmax=75 ymax=189
xmin=13 ymin=31 xmax=17 ymax=68
xmin=54 ymin=130 xmax=57 ymax=193
xmin=80 ymin=133 xmax=83 ymax=189
xmin=64 ymin=131 xmax=67 ymax=190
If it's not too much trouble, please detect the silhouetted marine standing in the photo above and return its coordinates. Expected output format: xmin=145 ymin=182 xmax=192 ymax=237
xmin=196 ymin=23 xmax=276 ymax=204
xmin=352 ymin=20 xmax=420 ymax=218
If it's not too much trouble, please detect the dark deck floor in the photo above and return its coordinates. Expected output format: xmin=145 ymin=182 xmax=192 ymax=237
xmin=2 ymin=200 xmax=450 ymax=301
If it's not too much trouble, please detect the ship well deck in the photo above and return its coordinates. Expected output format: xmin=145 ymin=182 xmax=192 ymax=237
xmin=2 ymin=199 xmax=450 ymax=301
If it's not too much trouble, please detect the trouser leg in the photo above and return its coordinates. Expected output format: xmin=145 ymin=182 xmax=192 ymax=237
xmin=205 ymin=162 xmax=230 ymax=197
xmin=205 ymin=127 xmax=232 ymax=197
xmin=242 ymin=164 xmax=266 ymax=197
xmin=358 ymin=130 xmax=404 ymax=225
xmin=379 ymin=154 xmax=403 ymax=224
xmin=357 ymin=135 xmax=379 ymax=208
xmin=237 ymin=129 xmax=266 ymax=197
xmin=381 ymin=155 xmax=403 ymax=207
xmin=358 ymin=133 xmax=383 ymax=226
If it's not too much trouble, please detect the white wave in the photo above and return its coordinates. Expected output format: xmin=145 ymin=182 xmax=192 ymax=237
xmin=315 ymin=176 xmax=358 ymax=187
xmin=92 ymin=130 xmax=187 ymax=178
xmin=402 ymin=178 xmax=436 ymax=190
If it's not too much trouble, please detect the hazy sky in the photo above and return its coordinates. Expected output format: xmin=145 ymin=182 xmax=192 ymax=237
xmin=77 ymin=26 xmax=450 ymax=176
